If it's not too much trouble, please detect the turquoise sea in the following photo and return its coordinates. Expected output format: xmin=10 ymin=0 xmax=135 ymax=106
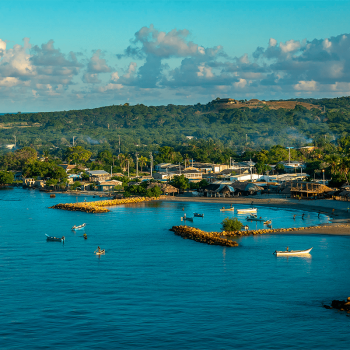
xmin=1 ymin=188 xmax=350 ymax=349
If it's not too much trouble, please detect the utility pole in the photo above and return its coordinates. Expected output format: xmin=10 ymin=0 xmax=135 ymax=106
xmin=136 ymin=153 xmax=139 ymax=177
xmin=149 ymin=152 xmax=153 ymax=177
xmin=14 ymin=135 xmax=16 ymax=147
xmin=73 ymin=136 xmax=76 ymax=147
xmin=322 ymin=169 xmax=325 ymax=186
xmin=286 ymin=147 xmax=293 ymax=166
xmin=111 ymin=166 xmax=113 ymax=178
xmin=118 ymin=135 xmax=121 ymax=154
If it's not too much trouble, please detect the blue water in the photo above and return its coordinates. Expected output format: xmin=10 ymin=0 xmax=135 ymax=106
xmin=1 ymin=188 xmax=350 ymax=349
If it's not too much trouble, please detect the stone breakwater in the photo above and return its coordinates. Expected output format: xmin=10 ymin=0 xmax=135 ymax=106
xmin=222 ymin=224 xmax=350 ymax=237
xmin=170 ymin=226 xmax=239 ymax=247
xmin=170 ymin=224 xmax=350 ymax=247
xmin=49 ymin=197 xmax=159 ymax=213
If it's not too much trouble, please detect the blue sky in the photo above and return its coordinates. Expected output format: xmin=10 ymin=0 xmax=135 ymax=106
xmin=1 ymin=0 xmax=350 ymax=112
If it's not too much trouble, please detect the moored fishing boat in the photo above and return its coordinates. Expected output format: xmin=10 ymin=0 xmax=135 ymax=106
xmin=246 ymin=214 xmax=265 ymax=221
xmin=95 ymin=248 xmax=105 ymax=255
xmin=274 ymin=248 xmax=313 ymax=256
xmin=72 ymin=223 xmax=86 ymax=230
xmin=237 ymin=208 xmax=257 ymax=214
xmin=220 ymin=207 xmax=234 ymax=212
xmin=264 ymin=220 xmax=272 ymax=225
xmin=45 ymin=234 xmax=65 ymax=242
xmin=194 ymin=213 xmax=204 ymax=217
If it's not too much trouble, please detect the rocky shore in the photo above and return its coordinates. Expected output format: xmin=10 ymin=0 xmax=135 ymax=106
xmin=49 ymin=197 xmax=159 ymax=213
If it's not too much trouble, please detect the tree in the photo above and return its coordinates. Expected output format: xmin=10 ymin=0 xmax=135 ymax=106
xmin=65 ymin=146 xmax=92 ymax=164
xmin=138 ymin=156 xmax=148 ymax=172
xmin=170 ymin=175 xmax=189 ymax=191
xmin=0 ymin=171 xmax=14 ymax=185
xmin=275 ymin=163 xmax=285 ymax=174
xmin=221 ymin=217 xmax=243 ymax=231
xmin=71 ymin=181 xmax=82 ymax=190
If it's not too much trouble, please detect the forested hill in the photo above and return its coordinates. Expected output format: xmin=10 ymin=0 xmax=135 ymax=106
xmin=1 ymin=96 xmax=350 ymax=154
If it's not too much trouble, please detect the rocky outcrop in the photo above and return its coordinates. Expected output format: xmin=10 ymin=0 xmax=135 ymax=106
xmin=324 ymin=297 xmax=350 ymax=311
xmin=49 ymin=197 xmax=159 ymax=213
xmin=170 ymin=225 xmax=238 ymax=247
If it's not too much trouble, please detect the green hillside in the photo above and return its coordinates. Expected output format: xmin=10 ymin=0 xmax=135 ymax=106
xmin=1 ymin=96 xmax=350 ymax=155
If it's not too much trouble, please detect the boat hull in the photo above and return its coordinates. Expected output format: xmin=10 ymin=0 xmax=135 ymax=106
xmin=194 ymin=213 xmax=204 ymax=217
xmin=72 ymin=223 xmax=86 ymax=230
xmin=220 ymin=208 xmax=234 ymax=212
xmin=237 ymin=208 xmax=257 ymax=214
xmin=274 ymin=248 xmax=313 ymax=256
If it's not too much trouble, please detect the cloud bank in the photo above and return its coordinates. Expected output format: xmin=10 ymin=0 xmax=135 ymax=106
xmin=1 ymin=26 xmax=350 ymax=110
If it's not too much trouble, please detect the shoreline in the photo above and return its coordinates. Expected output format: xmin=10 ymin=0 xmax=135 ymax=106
xmin=161 ymin=196 xmax=350 ymax=236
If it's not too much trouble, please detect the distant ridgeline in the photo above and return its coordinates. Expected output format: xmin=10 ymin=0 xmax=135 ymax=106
xmin=0 ymin=96 xmax=349 ymax=152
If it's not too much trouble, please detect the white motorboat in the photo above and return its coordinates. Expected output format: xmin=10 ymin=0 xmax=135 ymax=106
xmin=246 ymin=214 xmax=264 ymax=221
xmin=72 ymin=223 xmax=86 ymax=230
xmin=274 ymin=248 xmax=313 ymax=256
xmin=237 ymin=208 xmax=257 ymax=214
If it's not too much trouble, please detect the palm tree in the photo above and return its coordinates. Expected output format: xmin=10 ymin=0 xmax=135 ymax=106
xmin=325 ymin=154 xmax=340 ymax=176
xmin=118 ymin=153 xmax=128 ymax=171
xmin=138 ymin=156 xmax=149 ymax=172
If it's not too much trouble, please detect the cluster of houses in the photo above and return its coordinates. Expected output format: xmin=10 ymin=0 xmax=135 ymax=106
xmin=16 ymin=158 xmax=340 ymax=199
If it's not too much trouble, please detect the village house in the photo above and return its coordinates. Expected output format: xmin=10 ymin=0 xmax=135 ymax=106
xmin=97 ymin=179 xmax=122 ymax=192
xmin=87 ymin=170 xmax=111 ymax=181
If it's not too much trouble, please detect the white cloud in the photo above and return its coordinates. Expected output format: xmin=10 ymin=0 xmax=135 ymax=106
xmin=294 ymin=80 xmax=318 ymax=91
xmin=269 ymin=38 xmax=277 ymax=47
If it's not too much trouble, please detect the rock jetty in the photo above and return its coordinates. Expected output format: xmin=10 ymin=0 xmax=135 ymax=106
xmin=170 ymin=225 xmax=239 ymax=247
xmin=49 ymin=197 xmax=159 ymax=213
xmin=171 ymin=224 xmax=350 ymax=247
xmin=324 ymin=297 xmax=350 ymax=312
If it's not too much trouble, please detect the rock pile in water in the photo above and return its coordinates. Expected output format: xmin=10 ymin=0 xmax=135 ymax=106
xmin=324 ymin=297 xmax=350 ymax=312
xmin=49 ymin=197 xmax=159 ymax=213
xmin=171 ymin=224 xmax=350 ymax=247
xmin=170 ymin=225 xmax=239 ymax=247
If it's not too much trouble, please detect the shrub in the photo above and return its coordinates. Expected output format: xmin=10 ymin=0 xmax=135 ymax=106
xmin=221 ymin=217 xmax=243 ymax=231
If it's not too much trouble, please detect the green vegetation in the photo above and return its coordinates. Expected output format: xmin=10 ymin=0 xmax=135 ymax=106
xmin=0 ymin=170 xmax=14 ymax=185
xmin=124 ymin=182 xmax=162 ymax=198
xmin=221 ymin=217 xmax=243 ymax=231
xmin=1 ymin=97 xmax=350 ymax=156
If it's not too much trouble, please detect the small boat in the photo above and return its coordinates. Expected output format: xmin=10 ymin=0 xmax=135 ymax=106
xmin=46 ymin=234 xmax=65 ymax=242
xmin=264 ymin=220 xmax=272 ymax=225
xmin=72 ymin=223 xmax=86 ymax=230
xmin=274 ymin=248 xmax=313 ymax=256
xmin=220 ymin=207 xmax=234 ymax=212
xmin=194 ymin=213 xmax=204 ymax=217
xmin=237 ymin=208 xmax=257 ymax=214
xmin=95 ymin=249 xmax=105 ymax=255
xmin=246 ymin=214 xmax=265 ymax=221
xmin=185 ymin=217 xmax=194 ymax=222
xmin=83 ymin=233 xmax=87 ymax=240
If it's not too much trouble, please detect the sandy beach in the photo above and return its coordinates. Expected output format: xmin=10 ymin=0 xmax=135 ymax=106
xmin=162 ymin=195 xmax=350 ymax=236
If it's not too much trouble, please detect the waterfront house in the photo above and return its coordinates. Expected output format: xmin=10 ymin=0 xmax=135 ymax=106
xmin=23 ymin=178 xmax=35 ymax=187
xmin=87 ymin=170 xmax=111 ymax=181
xmin=230 ymin=173 xmax=261 ymax=182
xmin=97 ymin=180 xmax=122 ymax=192
xmin=290 ymin=182 xmax=333 ymax=198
